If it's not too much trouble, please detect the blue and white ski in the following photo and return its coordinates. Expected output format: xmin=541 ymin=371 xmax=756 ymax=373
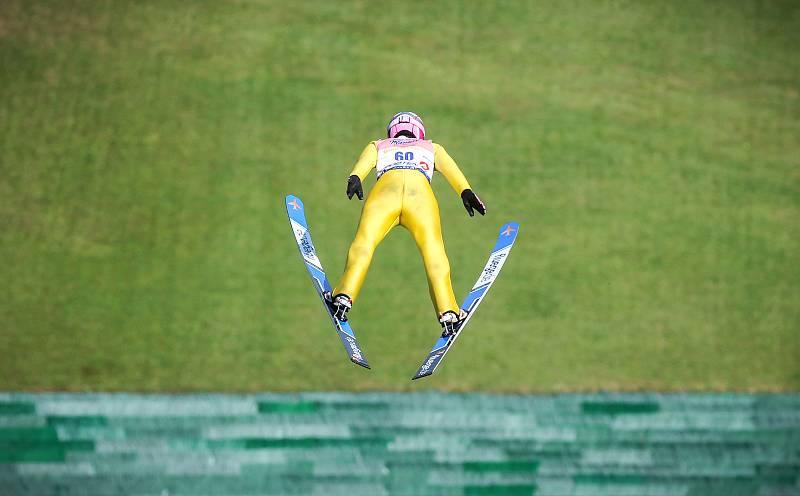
xmin=285 ymin=195 xmax=370 ymax=369
xmin=412 ymin=222 xmax=519 ymax=380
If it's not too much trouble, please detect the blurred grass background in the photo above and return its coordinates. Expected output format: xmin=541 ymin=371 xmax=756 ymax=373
xmin=0 ymin=0 xmax=798 ymax=392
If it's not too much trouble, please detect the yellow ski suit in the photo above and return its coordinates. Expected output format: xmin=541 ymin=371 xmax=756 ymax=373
xmin=333 ymin=138 xmax=473 ymax=316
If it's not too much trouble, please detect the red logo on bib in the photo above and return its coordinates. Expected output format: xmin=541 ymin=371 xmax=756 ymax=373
xmin=420 ymin=161 xmax=430 ymax=170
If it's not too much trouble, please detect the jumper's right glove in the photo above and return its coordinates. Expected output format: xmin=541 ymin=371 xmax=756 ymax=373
xmin=461 ymin=189 xmax=486 ymax=217
xmin=346 ymin=175 xmax=363 ymax=200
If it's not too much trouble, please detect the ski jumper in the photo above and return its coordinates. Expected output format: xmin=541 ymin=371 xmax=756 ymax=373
xmin=333 ymin=137 xmax=472 ymax=316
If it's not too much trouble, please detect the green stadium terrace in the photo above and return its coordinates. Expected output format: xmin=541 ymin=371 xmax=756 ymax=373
xmin=2 ymin=392 xmax=798 ymax=495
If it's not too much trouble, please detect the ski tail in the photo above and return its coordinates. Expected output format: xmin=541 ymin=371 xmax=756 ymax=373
xmin=412 ymin=222 xmax=519 ymax=380
xmin=285 ymin=194 xmax=370 ymax=369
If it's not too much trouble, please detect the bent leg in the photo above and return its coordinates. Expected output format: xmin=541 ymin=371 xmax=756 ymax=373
xmin=333 ymin=177 xmax=401 ymax=302
xmin=401 ymin=180 xmax=459 ymax=316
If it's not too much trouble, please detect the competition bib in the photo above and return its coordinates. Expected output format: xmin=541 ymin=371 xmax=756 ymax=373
xmin=375 ymin=138 xmax=435 ymax=182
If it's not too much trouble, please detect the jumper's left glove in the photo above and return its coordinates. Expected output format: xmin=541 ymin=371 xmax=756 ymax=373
xmin=346 ymin=175 xmax=364 ymax=200
xmin=461 ymin=189 xmax=486 ymax=217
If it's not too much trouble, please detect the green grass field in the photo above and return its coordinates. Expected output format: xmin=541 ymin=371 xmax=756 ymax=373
xmin=1 ymin=1 xmax=798 ymax=392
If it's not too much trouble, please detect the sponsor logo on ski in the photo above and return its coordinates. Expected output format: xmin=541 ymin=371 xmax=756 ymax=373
xmin=291 ymin=220 xmax=323 ymax=271
xmin=345 ymin=335 xmax=363 ymax=362
xmin=479 ymin=252 xmax=507 ymax=284
xmin=300 ymin=233 xmax=316 ymax=259
xmin=419 ymin=351 xmax=444 ymax=374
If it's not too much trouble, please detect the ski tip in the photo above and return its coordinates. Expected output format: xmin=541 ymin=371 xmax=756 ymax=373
xmin=498 ymin=221 xmax=520 ymax=236
xmin=285 ymin=195 xmax=304 ymax=212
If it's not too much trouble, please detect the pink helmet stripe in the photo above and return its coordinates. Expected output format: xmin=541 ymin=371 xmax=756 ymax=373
xmin=387 ymin=112 xmax=425 ymax=139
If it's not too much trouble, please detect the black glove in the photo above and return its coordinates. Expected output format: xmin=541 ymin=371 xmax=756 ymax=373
xmin=461 ymin=189 xmax=486 ymax=217
xmin=346 ymin=175 xmax=363 ymax=200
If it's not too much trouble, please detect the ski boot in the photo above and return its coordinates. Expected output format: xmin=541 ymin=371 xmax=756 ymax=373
xmin=439 ymin=310 xmax=467 ymax=337
xmin=325 ymin=292 xmax=353 ymax=321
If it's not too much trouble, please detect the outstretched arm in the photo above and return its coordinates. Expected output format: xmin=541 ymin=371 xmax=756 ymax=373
xmin=434 ymin=143 xmax=486 ymax=216
xmin=433 ymin=143 xmax=471 ymax=194
xmin=346 ymin=142 xmax=378 ymax=200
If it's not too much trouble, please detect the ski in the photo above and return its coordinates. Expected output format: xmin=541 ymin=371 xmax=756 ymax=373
xmin=285 ymin=195 xmax=370 ymax=369
xmin=412 ymin=222 xmax=519 ymax=380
